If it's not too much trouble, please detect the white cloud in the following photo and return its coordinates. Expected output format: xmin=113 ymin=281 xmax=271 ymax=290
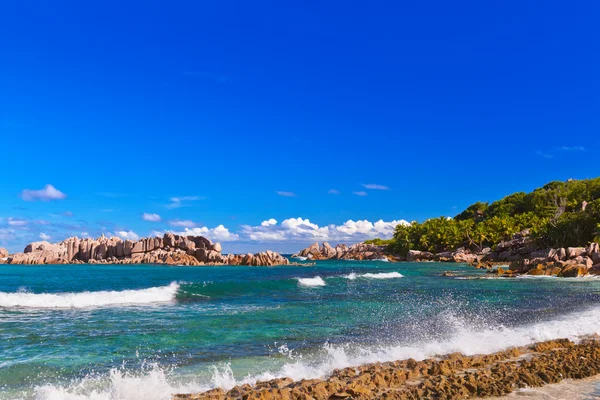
xmin=21 ymin=184 xmax=67 ymax=201
xmin=113 ymin=230 xmax=140 ymax=241
xmin=7 ymin=218 xmax=28 ymax=227
xmin=239 ymin=217 xmax=408 ymax=243
xmin=166 ymin=196 xmax=203 ymax=209
xmin=276 ymin=191 xmax=296 ymax=197
xmin=168 ymin=219 xmax=197 ymax=228
xmin=0 ymin=228 xmax=16 ymax=241
xmin=39 ymin=233 xmax=51 ymax=241
xmin=261 ymin=218 xmax=278 ymax=226
xmin=353 ymin=191 xmax=368 ymax=196
xmin=81 ymin=232 xmax=90 ymax=238
xmin=142 ymin=213 xmax=161 ymax=222
xmin=328 ymin=189 xmax=340 ymax=195
xmin=175 ymin=225 xmax=240 ymax=242
xmin=362 ymin=183 xmax=390 ymax=190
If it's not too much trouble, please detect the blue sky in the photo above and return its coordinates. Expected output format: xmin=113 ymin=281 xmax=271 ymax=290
xmin=0 ymin=1 xmax=598 ymax=253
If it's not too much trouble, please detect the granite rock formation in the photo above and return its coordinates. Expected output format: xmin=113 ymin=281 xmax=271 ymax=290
xmin=6 ymin=233 xmax=289 ymax=267
xmin=293 ymin=242 xmax=391 ymax=261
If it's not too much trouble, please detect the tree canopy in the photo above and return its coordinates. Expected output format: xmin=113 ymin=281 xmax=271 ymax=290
xmin=387 ymin=178 xmax=600 ymax=256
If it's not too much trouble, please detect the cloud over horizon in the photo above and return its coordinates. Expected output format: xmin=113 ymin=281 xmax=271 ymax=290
xmin=238 ymin=217 xmax=408 ymax=243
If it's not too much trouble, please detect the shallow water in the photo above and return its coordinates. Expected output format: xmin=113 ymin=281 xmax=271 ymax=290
xmin=2 ymin=261 xmax=600 ymax=399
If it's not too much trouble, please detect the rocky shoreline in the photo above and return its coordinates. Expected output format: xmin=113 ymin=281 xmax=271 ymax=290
xmin=295 ymin=230 xmax=600 ymax=278
xmin=0 ymin=233 xmax=291 ymax=267
xmin=173 ymin=337 xmax=600 ymax=400
xmin=293 ymin=242 xmax=397 ymax=261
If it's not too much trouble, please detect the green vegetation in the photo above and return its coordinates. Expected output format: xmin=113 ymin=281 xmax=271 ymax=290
xmin=387 ymin=178 xmax=600 ymax=256
xmin=364 ymin=238 xmax=394 ymax=246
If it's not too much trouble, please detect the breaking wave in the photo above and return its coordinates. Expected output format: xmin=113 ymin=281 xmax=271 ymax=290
xmin=0 ymin=282 xmax=180 ymax=309
xmin=344 ymin=272 xmax=404 ymax=280
xmin=29 ymin=304 xmax=600 ymax=400
xmin=296 ymin=276 xmax=326 ymax=287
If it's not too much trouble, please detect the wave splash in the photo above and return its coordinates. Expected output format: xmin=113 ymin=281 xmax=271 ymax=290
xmin=344 ymin=272 xmax=404 ymax=280
xmin=29 ymin=304 xmax=600 ymax=400
xmin=296 ymin=276 xmax=326 ymax=287
xmin=33 ymin=365 xmax=209 ymax=400
xmin=0 ymin=282 xmax=180 ymax=309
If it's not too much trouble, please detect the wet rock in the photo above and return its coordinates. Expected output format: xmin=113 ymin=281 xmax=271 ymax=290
xmin=173 ymin=338 xmax=600 ymax=400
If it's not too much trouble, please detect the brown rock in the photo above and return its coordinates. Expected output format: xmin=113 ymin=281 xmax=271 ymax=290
xmin=559 ymin=264 xmax=588 ymax=277
xmin=567 ymin=247 xmax=586 ymax=259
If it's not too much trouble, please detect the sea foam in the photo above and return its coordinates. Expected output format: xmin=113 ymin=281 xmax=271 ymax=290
xmin=296 ymin=276 xmax=326 ymax=287
xmin=29 ymin=304 xmax=600 ymax=400
xmin=0 ymin=282 xmax=180 ymax=309
xmin=344 ymin=272 xmax=403 ymax=280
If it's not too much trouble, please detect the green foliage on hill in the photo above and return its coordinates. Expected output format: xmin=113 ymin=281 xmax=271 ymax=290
xmin=387 ymin=178 xmax=600 ymax=256
xmin=363 ymin=238 xmax=394 ymax=246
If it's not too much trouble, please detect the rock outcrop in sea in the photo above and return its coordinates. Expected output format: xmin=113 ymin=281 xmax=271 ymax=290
xmin=3 ymin=233 xmax=289 ymax=266
xmin=293 ymin=232 xmax=600 ymax=277
xmin=293 ymin=242 xmax=392 ymax=261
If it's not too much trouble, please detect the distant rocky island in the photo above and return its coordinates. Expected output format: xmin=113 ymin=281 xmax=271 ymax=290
xmin=0 ymin=233 xmax=290 ymax=266
xmin=292 ymin=241 xmax=395 ymax=261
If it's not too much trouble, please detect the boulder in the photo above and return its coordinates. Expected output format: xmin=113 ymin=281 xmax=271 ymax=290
xmin=179 ymin=238 xmax=196 ymax=251
xmin=559 ymin=265 xmax=588 ymax=278
xmin=0 ymin=247 xmax=8 ymax=258
xmin=321 ymin=242 xmax=337 ymax=258
xmin=587 ymin=242 xmax=599 ymax=257
xmin=567 ymin=247 xmax=586 ymax=259
xmin=131 ymin=241 xmax=144 ymax=254
xmin=195 ymin=248 xmax=208 ymax=263
xmin=211 ymin=242 xmax=222 ymax=252
xmin=163 ymin=233 xmax=176 ymax=248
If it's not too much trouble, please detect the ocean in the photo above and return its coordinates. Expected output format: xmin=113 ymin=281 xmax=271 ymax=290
xmin=2 ymin=260 xmax=600 ymax=399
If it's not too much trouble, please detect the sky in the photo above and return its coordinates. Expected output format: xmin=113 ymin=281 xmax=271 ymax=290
xmin=0 ymin=1 xmax=598 ymax=253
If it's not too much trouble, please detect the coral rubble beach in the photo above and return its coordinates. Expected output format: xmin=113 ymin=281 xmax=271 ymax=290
xmin=174 ymin=337 xmax=600 ymax=400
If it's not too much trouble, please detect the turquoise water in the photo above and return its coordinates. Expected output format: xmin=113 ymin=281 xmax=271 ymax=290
xmin=2 ymin=260 xmax=600 ymax=399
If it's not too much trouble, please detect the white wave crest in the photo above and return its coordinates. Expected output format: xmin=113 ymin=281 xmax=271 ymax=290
xmin=25 ymin=305 xmax=600 ymax=400
xmin=0 ymin=282 xmax=180 ymax=309
xmin=33 ymin=365 xmax=209 ymax=400
xmin=361 ymin=272 xmax=403 ymax=279
xmin=222 ymin=303 xmax=600 ymax=388
xmin=292 ymin=256 xmax=308 ymax=261
xmin=344 ymin=272 xmax=403 ymax=280
xmin=344 ymin=273 xmax=358 ymax=280
xmin=296 ymin=276 xmax=326 ymax=287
